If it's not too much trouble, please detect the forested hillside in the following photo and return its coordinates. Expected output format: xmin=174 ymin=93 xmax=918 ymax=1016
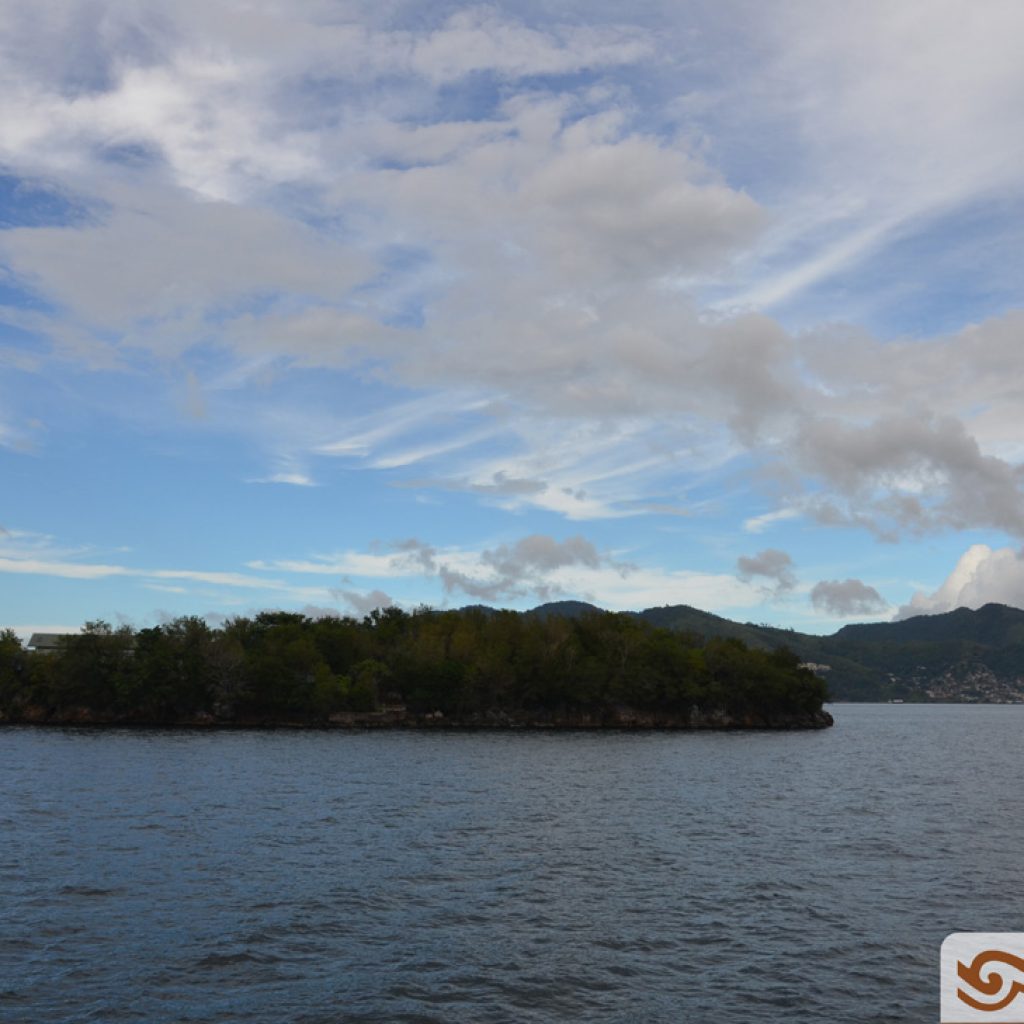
xmin=627 ymin=602 xmax=1024 ymax=702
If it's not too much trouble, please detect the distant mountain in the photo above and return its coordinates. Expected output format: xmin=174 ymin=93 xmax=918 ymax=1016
xmin=526 ymin=600 xmax=605 ymax=620
xmin=834 ymin=602 xmax=1024 ymax=647
xmin=818 ymin=603 xmax=1024 ymax=701
xmin=519 ymin=600 xmax=1024 ymax=703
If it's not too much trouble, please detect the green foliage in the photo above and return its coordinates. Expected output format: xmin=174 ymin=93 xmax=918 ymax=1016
xmin=310 ymin=663 xmax=348 ymax=715
xmin=0 ymin=607 xmax=827 ymax=724
xmin=347 ymin=659 xmax=389 ymax=711
xmin=44 ymin=622 xmax=135 ymax=711
xmin=0 ymin=629 xmax=27 ymax=710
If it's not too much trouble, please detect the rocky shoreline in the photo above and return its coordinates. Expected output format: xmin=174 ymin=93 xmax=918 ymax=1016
xmin=1 ymin=704 xmax=834 ymax=730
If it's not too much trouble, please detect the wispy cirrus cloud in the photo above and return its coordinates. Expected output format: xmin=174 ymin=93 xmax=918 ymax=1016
xmin=0 ymin=528 xmax=323 ymax=600
xmin=248 ymin=471 xmax=317 ymax=487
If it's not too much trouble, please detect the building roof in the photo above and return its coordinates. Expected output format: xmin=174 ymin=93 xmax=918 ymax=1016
xmin=27 ymin=633 xmax=71 ymax=650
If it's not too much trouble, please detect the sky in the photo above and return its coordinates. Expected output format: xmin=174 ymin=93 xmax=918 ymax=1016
xmin=4 ymin=0 xmax=1024 ymax=639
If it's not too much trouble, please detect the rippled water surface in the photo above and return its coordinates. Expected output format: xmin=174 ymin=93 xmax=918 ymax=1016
xmin=4 ymin=705 xmax=1024 ymax=1022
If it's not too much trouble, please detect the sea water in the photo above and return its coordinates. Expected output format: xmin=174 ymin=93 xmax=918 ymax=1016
xmin=3 ymin=704 xmax=1021 ymax=1023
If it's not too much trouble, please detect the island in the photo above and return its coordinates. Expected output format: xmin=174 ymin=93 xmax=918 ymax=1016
xmin=0 ymin=607 xmax=831 ymax=729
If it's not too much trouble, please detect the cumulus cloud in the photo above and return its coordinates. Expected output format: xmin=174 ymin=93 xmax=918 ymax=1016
xmin=810 ymin=579 xmax=888 ymax=618
xmin=736 ymin=548 xmax=796 ymax=595
xmin=897 ymin=544 xmax=1024 ymax=619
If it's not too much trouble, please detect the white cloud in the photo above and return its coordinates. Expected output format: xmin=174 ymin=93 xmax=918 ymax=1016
xmin=248 ymin=552 xmax=418 ymax=579
xmin=0 ymin=3 xmax=650 ymax=205
xmin=144 ymin=583 xmax=188 ymax=594
xmin=146 ymin=568 xmax=283 ymax=589
xmin=0 ymin=556 xmax=128 ymax=579
xmin=578 ymin=565 xmax=762 ymax=614
xmin=403 ymin=8 xmax=650 ymax=84
xmin=5 ymin=624 xmax=82 ymax=643
xmin=250 ymin=471 xmax=317 ymax=487
xmin=2 ymin=0 xmax=1024 ymax=560
xmin=316 ymin=394 xmax=493 ymax=460
xmin=0 ymin=554 xmax=311 ymax=593
xmin=0 ymin=528 xmax=334 ymax=603
xmin=897 ymin=544 xmax=1024 ymax=618
xmin=723 ymin=0 xmax=1024 ymax=310
xmin=743 ymin=507 xmax=801 ymax=533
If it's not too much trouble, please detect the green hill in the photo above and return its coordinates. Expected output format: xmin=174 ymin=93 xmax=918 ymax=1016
xmin=531 ymin=600 xmax=1024 ymax=702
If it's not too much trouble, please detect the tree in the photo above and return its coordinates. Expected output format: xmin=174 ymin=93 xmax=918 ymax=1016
xmin=0 ymin=629 xmax=27 ymax=710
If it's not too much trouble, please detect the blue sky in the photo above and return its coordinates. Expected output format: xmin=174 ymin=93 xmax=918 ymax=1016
xmin=4 ymin=0 xmax=1024 ymax=638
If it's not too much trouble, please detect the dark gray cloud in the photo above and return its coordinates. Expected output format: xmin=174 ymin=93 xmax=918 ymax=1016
xmin=736 ymin=548 xmax=796 ymax=595
xmin=393 ymin=538 xmax=438 ymax=573
xmin=482 ymin=535 xmax=601 ymax=576
xmin=300 ymin=604 xmax=341 ymax=620
xmin=391 ymin=533 xmax=625 ymax=604
xmin=810 ymin=579 xmax=888 ymax=617
xmin=436 ymin=565 xmax=520 ymax=603
xmin=435 ymin=534 xmax=609 ymax=602
xmin=471 ymin=472 xmax=548 ymax=497
xmin=335 ymin=588 xmax=394 ymax=616
xmin=795 ymin=413 xmax=1024 ymax=540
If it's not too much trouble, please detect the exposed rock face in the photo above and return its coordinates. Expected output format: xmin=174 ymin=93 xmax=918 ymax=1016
xmin=425 ymin=706 xmax=833 ymax=730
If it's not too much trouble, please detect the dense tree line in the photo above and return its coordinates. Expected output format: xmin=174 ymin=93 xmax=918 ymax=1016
xmin=0 ymin=607 xmax=828 ymax=725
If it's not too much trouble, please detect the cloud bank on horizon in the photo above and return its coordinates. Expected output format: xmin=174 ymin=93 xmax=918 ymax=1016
xmin=2 ymin=0 xmax=1024 ymax=635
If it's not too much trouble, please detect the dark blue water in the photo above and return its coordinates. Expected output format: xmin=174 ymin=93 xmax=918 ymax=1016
xmin=3 ymin=705 xmax=1023 ymax=1023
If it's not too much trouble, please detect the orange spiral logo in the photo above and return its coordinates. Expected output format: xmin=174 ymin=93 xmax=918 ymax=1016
xmin=958 ymin=950 xmax=1024 ymax=1012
